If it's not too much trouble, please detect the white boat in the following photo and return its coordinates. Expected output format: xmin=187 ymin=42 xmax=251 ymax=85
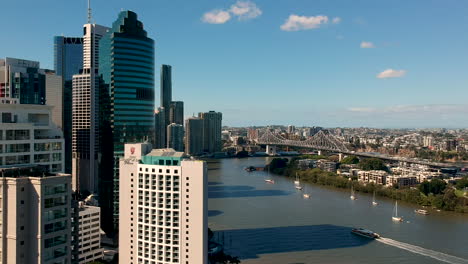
xmin=372 ymin=190 xmax=378 ymax=206
xmin=303 ymin=193 xmax=311 ymax=199
xmin=295 ymin=186 xmax=303 ymax=190
xmin=294 ymin=172 xmax=300 ymax=185
xmin=350 ymin=185 xmax=357 ymax=200
xmin=392 ymin=201 xmax=403 ymax=222
xmin=415 ymin=209 xmax=429 ymax=215
xmin=265 ymin=179 xmax=275 ymax=184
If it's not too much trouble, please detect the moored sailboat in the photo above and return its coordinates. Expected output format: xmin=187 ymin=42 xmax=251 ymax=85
xmin=350 ymin=185 xmax=357 ymax=200
xmin=372 ymin=190 xmax=378 ymax=206
xmin=392 ymin=201 xmax=403 ymax=222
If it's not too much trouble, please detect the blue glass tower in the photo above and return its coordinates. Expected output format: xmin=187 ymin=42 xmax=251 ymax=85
xmin=54 ymin=36 xmax=83 ymax=174
xmin=99 ymin=10 xmax=155 ymax=231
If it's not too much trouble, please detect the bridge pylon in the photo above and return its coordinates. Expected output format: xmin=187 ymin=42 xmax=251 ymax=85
xmin=266 ymin=145 xmax=277 ymax=156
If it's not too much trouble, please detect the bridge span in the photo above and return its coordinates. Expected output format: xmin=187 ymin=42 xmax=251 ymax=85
xmin=255 ymin=129 xmax=453 ymax=168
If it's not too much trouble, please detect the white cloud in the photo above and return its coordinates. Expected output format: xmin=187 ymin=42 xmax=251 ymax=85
xmin=202 ymin=9 xmax=231 ymax=24
xmin=230 ymin=1 xmax=262 ymax=20
xmin=332 ymin=17 xmax=341 ymax=24
xmin=281 ymin=14 xmax=329 ymax=31
xmin=348 ymin=107 xmax=377 ymax=113
xmin=377 ymin=69 xmax=406 ymax=79
xmin=360 ymin=41 xmax=375 ymax=48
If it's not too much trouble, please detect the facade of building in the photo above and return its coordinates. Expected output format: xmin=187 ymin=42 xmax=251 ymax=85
xmin=0 ymin=167 xmax=72 ymax=263
xmin=386 ymin=175 xmax=418 ymax=188
xmin=99 ymin=10 xmax=155 ymax=231
xmin=119 ymin=144 xmax=208 ymax=264
xmin=0 ymin=103 xmax=64 ymax=173
xmin=167 ymin=123 xmax=184 ymax=152
xmin=71 ymin=23 xmax=108 ymax=194
xmin=357 ymin=170 xmax=387 ymax=185
xmin=316 ymin=160 xmax=337 ymax=173
xmin=0 ymin=58 xmax=47 ymax=105
xmin=185 ymin=117 xmax=204 ymax=156
xmin=54 ymin=36 xmax=84 ymax=174
xmin=199 ymin=111 xmax=222 ymax=153
xmin=169 ymin=101 xmax=184 ymax=125
xmin=72 ymin=203 xmax=103 ymax=263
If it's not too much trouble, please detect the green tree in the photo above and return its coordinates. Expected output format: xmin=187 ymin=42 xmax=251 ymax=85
xmin=341 ymin=155 xmax=359 ymax=164
xmin=456 ymin=177 xmax=468 ymax=190
xmin=359 ymin=158 xmax=387 ymax=171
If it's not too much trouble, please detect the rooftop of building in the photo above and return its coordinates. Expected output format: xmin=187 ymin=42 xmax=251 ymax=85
xmin=146 ymin=148 xmax=185 ymax=158
xmin=0 ymin=165 xmax=67 ymax=178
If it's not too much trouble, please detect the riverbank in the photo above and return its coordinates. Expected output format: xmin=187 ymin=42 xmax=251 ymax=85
xmin=268 ymin=160 xmax=468 ymax=214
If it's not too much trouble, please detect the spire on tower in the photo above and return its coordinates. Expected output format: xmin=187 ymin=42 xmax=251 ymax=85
xmin=87 ymin=0 xmax=92 ymax=23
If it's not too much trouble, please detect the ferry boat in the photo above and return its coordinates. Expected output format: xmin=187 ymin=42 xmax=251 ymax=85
xmin=351 ymin=228 xmax=380 ymax=239
xmin=414 ymin=209 xmax=429 ymax=215
xmin=265 ymin=179 xmax=275 ymax=184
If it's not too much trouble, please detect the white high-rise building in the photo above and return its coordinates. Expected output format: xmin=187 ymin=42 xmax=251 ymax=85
xmin=0 ymin=103 xmax=64 ymax=172
xmin=119 ymin=143 xmax=208 ymax=264
xmin=71 ymin=22 xmax=109 ymax=193
xmin=0 ymin=167 xmax=72 ymax=264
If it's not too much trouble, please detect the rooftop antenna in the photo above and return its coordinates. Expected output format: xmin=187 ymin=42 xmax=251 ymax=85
xmin=87 ymin=0 xmax=92 ymax=23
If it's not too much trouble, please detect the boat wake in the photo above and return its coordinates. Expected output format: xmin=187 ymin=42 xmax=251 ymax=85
xmin=377 ymin=237 xmax=468 ymax=264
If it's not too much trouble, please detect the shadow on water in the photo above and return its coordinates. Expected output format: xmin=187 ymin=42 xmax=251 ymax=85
xmin=208 ymin=210 xmax=224 ymax=217
xmin=208 ymin=185 xmax=292 ymax=199
xmin=208 ymin=181 xmax=223 ymax=185
xmin=213 ymin=225 xmax=373 ymax=260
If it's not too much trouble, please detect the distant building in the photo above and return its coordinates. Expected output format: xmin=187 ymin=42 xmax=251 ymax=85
xmin=199 ymin=111 xmax=222 ymax=153
xmin=161 ymin=65 xmax=172 ymax=135
xmin=247 ymin=128 xmax=259 ymax=141
xmin=357 ymin=170 xmax=387 ymax=185
xmin=185 ymin=117 xmax=204 ymax=156
xmin=72 ymin=203 xmax=103 ymax=263
xmin=54 ymin=36 xmax=83 ymax=174
xmin=317 ymin=159 xmax=337 ymax=173
xmin=423 ymin=136 xmax=433 ymax=147
xmin=0 ymin=103 xmax=64 ymax=172
xmin=119 ymin=144 xmax=208 ymax=264
xmin=167 ymin=123 xmax=184 ymax=152
xmin=169 ymin=101 xmax=184 ymax=125
xmin=386 ymin=175 xmax=418 ymax=188
xmin=297 ymin=159 xmax=317 ymax=170
xmin=0 ymin=167 xmax=72 ymax=263
xmin=154 ymin=107 xmax=167 ymax=149
xmin=0 ymin=57 xmax=47 ymax=105
xmin=287 ymin=125 xmax=295 ymax=134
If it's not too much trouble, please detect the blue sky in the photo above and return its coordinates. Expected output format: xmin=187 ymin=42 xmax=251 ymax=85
xmin=1 ymin=0 xmax=468 ymax=128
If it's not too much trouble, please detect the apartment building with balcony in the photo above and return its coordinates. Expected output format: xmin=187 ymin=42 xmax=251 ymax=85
xmin=119 ymin=143 xmax=207 ymax=264
xmin=0 ymin=103 xmax=64 ymax=173
xmin=0 ymin=167 xmax=71 ymax=263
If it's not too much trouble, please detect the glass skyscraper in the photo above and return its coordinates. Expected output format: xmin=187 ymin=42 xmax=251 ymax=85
xmin=99 ymin=10 xmax=155 ymax=231
xmin=54 ymin=36 xmax=83 ymax=173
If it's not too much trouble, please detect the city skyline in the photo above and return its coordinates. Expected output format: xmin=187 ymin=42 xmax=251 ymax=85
xmin=1 ymin=0 xmax=467 ymax=128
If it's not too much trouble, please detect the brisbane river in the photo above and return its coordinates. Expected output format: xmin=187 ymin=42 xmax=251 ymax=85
xmin=207 ymin=157 xmax=468 ymax=264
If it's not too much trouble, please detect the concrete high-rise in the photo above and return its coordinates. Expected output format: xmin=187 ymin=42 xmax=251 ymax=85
xmin=185 ymin=117 xmax=204 ymax=156
xmin=0 ymin=167 xmax=72 ymax=264
xmin=119 ymin=144 xmax=208 ymax=264
xmin=0 ymin=57 xmax=48 ymax=105
xmin=199 ymin=111 xmax=223 ymax=153
xmin=99 ymin=10 xmax=155 ymax=231
xmin=169 ymin=101 xmax=184 ymax=125
xmin=72 ymin=21 xmax=109 ymax=194
xmin=54 ymin=36 xmax=83 ymax=174
xmin=167 ymin=123 xmax=184 ymax=152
